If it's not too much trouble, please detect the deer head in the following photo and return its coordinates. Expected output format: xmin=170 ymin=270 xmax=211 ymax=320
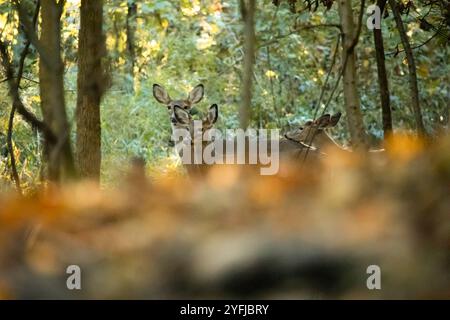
xmin=153 ymin=83 xmax=205 ymax=127
xmin=285 ymin=112 xmax=342 ymax=149
xmin=171 ymin=104 xmax=219 ymax=144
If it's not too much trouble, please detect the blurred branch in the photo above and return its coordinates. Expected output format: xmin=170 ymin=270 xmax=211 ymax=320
xmin=258 ymin=23 xmax=341 ymax=48
xmin=374 ymin=0 xmax=393 ymax=136
xmin=266 ymin=6 xmax=280 ymax=126
xmin=7 ymin=0 xmax=41 ymax=195
xmin=12 ymin=0 xmax=55 ymax=71
xmin=347 ymin=0 xmax=366 ymax=53
xmin=389 ymin=0 xmax=426 ymax=136
xmin=0 ymin=76 xmax=39 ymax=84
xmin=0 ymin=12 xmax=12 ymax=39
xmin=239 ymin=0 xmax=256 ymax=129
xmin=302 ymin=34 xmax=342 ymax=164
xmin=303 ymin=0 xmax=367 ymax=161
xmin=386 ymin=26 xmax=443 ymax=56
xmin=0 ymin=40 xmax=57 ymax=146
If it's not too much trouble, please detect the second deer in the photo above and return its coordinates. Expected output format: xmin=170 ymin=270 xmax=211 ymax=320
xmin=285 ymin=112 xmax=385 ymax=154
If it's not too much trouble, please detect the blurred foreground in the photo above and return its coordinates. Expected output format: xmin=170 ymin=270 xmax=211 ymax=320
xmin=0 ymin=134 xmax=449 ymax=299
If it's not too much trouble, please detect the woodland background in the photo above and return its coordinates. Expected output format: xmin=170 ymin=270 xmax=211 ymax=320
xmin=0 ymin=0 xmax=448 ymax=188
xmin=0 ymin=0 xmax=449 ymax=299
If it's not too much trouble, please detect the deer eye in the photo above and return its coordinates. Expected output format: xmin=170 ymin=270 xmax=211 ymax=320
xmin=167 ymin=106 xmax=172 ymax=110
xmin=184 ymin=106 xmax=189 ymax=110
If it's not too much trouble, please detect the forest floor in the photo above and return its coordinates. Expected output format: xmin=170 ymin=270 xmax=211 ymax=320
xmin=0 ymin=134 xmax=449 ymax=299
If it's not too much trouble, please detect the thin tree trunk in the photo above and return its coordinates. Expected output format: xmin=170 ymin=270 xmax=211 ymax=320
xmin=389 ymin=0 xmax=426 ymax=136
xmin=239 ymin=0 xmax=256 ymax=129
xmin=126 ymin=0 xmax=137 ymax=91
xmin=373 ymin=0 xmax=393 ymax=138
xmin=39 ymin=0 xmax=75 ymax=182
xmin=337 ymin=0 xmax=368 ymax=149
xmin=76 ymin=0 xmax=106 ymax=180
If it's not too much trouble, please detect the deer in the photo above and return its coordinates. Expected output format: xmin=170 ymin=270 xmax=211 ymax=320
xmin=170 ymin=103 xmax=325 ymax=175
xmin=170 ymin=103 xmax=220 ymax=175
xmin=285 ymin=112 xmax=385 ymax=155
xmin=285 ymin=113 xmax=345 ymax=153
xmin=153 ymin=84 xmax=324 ymax=175
xmin=153 ymin=83 xmax=205 ymax=129
xmin=152 ymin=83 xmax=219 ymax=174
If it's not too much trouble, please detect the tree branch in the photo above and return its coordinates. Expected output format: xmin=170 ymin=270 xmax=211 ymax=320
xmin=0 ymin=40 xmax=56 ymax=145
xmin=13 ymin=0 xmax=55 ymax=71
xmin=347 ymin=0 xmax=366 ymax=53
xmin=303 ymin=0 xmax=367 ymax=162
xmin=6 ymin=0 xmax=41 ymax=194
xmin=387 ymin=27 xmax=442 ymax=56
xmin=258 ymin=24 xmax=341 ymax=49
xmin=389 ymin=0 xmax=426 ymax=136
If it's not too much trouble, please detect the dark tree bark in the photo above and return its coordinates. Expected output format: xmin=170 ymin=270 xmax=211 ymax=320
xmin=239 ymin=0 xmax=256 ymax=129
xmin=337 ymin=0 xmax=368 ymax=150
xmin=126 ymin=0 xmax=137 ymax=91
xmin=373 ymin=0 xmax=393 ymax=138
xmin=389 ymin=0 xmax=426 ymax=136
xmin=39 ymin=0 xmax=75 ymax=182
xmin=76 ymin=0 xmax=106 ymax=180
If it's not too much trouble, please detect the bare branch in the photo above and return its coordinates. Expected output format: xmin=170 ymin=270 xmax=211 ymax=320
xmin=387 ymin=27 xmax=442 ymax=56
xmin=347 ymin=0 xmax=366 ymax=53
xmin=13 ymin=0 xmax=55 ymax=71
xmin=258 ymin=24 xmax=341 ymax=49
xmin=0 ymin=39 xmax=56 ymax=145
xmin=6 ymin=0 xmax=41 ymax=195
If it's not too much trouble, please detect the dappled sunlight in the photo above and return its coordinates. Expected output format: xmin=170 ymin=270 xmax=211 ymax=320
xmin=0 ymin=0 xmax=449 ymax=303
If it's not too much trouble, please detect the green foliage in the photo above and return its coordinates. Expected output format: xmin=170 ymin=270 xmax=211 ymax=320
xmin=0 ymin=0 xmax=449 ymax=188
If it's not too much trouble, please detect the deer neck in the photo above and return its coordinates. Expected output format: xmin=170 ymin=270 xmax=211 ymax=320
xmin=315 ymin=130 xmax=348 ymax=152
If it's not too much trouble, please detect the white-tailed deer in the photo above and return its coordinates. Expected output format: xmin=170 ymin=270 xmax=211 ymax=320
xmin=285 ymin=113 xmax=346 ymax=153
xmin=170 ymin=104 xmax=323 ymax=175
xmin=171 ymin=104 xmax=219 ymax=175
xmin=286 ymin=112 xmax=384 ymax=154
xmin=152 ymin=86 xmax=323 ymax=175
xmin=153 ymin=83 xmax=205 ymax=128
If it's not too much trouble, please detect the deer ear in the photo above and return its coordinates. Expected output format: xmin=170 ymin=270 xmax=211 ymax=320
xmin=153 ymin=84 xmax=171 ymax=104
xmin=316 ymin=114 xmax=331 ymax=128
xmin=329 ymin=112 xmax=342 ymax=127
xmin=173 ymin=106 xmax=190 ymax=124
xmin=207 ymin=104 xmax=219 ymax=124
xmin=187 ymin=84 xmax=204 ymax=105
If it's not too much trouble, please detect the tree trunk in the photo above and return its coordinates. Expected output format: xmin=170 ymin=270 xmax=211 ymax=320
xmin=76 ymin=0 xmax=106 ymax=180
xmin=337 ymin=0 xmax=368 ymax=150
xmin=39 ymin=0 xmax=75 ymax=182
xmin=239 ymin=0 xmax=256 ymax=129
xmin=373 ymin=0 xmax=393 ymax=138
xmin=389 ymin=0 xmax=426 ymax=136
xmin=126 ymin=0 xmax=137 ymax=92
